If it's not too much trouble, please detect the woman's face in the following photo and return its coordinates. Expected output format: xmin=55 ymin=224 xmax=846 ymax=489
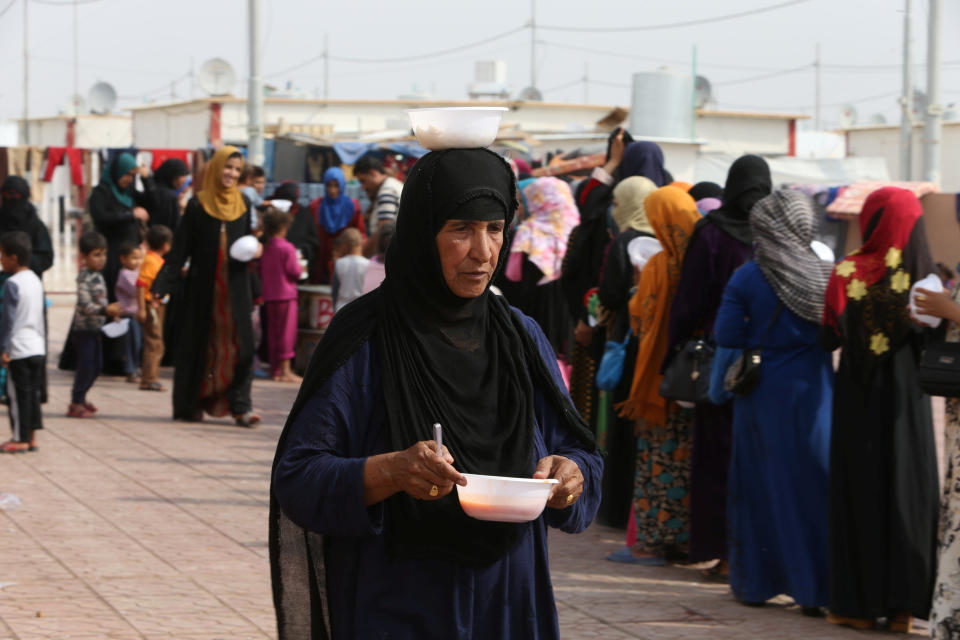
xmin=221 ymin=157 xmax=244 ymax=189
xmin=117 ymin=170 xmax=136 ymax=189
xmin=435 ymin=219 xmax=504 ymax=298
xmin=173 ymin=175 xmax=189 ymax=190
xmin=326 ymin=179 xmax=341 ymax=199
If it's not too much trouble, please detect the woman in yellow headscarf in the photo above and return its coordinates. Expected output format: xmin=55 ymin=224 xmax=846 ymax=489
xmin=606 ymin=186 xmax=700 ymax=566
xmin=152 ymin=146 xmax=261 ymax=426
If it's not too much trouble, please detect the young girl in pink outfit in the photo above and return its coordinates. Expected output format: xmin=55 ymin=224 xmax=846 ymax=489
xmin=257 ymin=208 xmax=303 ymax=382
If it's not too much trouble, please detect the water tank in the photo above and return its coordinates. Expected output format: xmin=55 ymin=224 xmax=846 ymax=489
xmin=629 ymin=70 xmax=694 ymax=140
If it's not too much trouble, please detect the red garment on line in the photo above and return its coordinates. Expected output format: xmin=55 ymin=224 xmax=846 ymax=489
xmin=43 ymin=147 xmax=85 ymax=186
xmin=150 ymin=149 xmax=191 ymax=171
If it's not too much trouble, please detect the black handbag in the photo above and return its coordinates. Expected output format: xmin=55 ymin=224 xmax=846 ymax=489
xmin=659 ymin=338 xmax=715 ymax=405
xmin=723 ymin=303 xmax=784 ymax=396
xmin=918 ymin=341 xmax=960 ymax=398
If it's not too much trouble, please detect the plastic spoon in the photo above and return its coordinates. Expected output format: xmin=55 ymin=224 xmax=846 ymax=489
xmin=433 ymin=423 xmax=442 ymax=457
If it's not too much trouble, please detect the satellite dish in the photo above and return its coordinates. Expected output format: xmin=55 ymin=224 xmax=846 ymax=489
xmin=694 ymin=76 xmax=713 ymax=109
xmin=87 ymin=82 xmax=117 ymax=114
xmin=197 ymin=58 xmax=236 ymax=96
xmin=65 ymin=94 xmax=87 ymax=115
xmin=516 ymin=86 xmax=543 ymax=102
xmin=839 ymin=104 xmax=858 ymax=128
xmin=868 ymin=113 xmax=888 ymax=125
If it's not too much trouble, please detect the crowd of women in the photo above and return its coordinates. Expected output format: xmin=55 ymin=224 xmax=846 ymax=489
xmin=495 ymin=127 xmax=960 ymax=636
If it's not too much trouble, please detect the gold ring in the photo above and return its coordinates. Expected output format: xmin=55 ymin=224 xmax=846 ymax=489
xmin=429 ymin=485 xmax=439 ymax=497
xmin=566 ymin=493 xmax=575 ymax=505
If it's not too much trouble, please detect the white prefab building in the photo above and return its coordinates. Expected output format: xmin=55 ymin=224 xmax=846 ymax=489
xmin=20 ymin=115 xmax=132 ymax=148
xmin=127 ymin=97 xmax=804 ymax=178
xmin=842 ymin=121 xmax=960 ymax=192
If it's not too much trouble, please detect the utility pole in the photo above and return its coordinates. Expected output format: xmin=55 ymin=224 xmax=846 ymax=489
xmin=814 ymin=42 xmax=821 ymax=131
xmin=22 ymin=0 xmax=29 ymax=144
xmin=923 ymin=0 xmax=943 ymax=184
xmin=324 ymin=33 xmax=329 ymax=101
xmin=529 ymin=0 xmax=536 ymax=89
xmin=899 ymin=0 xmax=914 ymax=180
xmin=72 ymin=0 xmax=79 ymax=113
xmin=247 ymin=0 xmax=265 ymax=165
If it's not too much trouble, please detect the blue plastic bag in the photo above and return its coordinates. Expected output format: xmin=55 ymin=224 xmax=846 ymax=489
xmin=596 ymin=330 xmax=632 ymax=392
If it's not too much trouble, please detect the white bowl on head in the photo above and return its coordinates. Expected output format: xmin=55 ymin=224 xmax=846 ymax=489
xmin=407 ymin=107 xmax=508 ymax=150
xmin=456 ymin=473 xmax=559 ymax=523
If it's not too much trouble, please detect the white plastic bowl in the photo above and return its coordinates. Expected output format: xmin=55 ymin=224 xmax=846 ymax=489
xmin=229 ymin=235 xmax=260 ymax=262
xmin=456 ymin=473 xmax=559 ymax=523
xmin=407 ymin=107 xmax=508 ymax=150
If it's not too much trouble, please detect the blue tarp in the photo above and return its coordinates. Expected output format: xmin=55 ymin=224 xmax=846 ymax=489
xmin=331 ymin=141 xmax=428 ymax=165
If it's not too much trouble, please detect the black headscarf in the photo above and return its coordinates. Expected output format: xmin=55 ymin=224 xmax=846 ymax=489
xmin=620 ymin=141 xmax=668 ymax=187
xmin=0 ymin=176 xmax=54 ymax=276
xmin=695 ymin=155 xmax=772 ymax=246
xmin=688 ymin=181 xmax=723 ymax=202
xmin=153 ymin=158 xmax=190 ymax=190
xmin=270 ymin=149 xmax=595 ymax=637
xmin=0 ymin=176 xmax=34 ymax=229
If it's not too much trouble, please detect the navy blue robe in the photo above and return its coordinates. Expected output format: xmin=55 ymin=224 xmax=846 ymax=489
xmin=274 ymin=312 xmax=603 ymax=639
xmin=715 ymin=261 xmax=832 ymax=607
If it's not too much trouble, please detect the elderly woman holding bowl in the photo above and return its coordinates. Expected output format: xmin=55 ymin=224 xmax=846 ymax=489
xmin=270 ymin=148 xmax=601 ymax=639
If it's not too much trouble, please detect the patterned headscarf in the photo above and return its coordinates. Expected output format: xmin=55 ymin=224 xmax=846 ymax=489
xmin=751 ymin=190 xmax=833 ymax=323
xmin=617 ymin=186 xmax=700 ymax=424
xmin=611 ymin=176 xmax=657 ymax=234
xmin=509 ymin=177 xmax=580 ymax=284
xmin=822 ymin=187 xmax=933 ymax=379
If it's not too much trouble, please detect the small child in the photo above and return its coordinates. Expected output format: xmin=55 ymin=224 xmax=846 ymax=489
xmin=332 ymin=228 xmax=369 ymax=312
xmin=0 ymin=232 xmax=46 ymax=453
xmin=258 ymin=207 xmax=303 ymax=382
xmin=137 ymin=225 xmax=173 ymax=392
xmin=69 ymin=231 xmax=122 ymax=418
xmin=361 ymin=220 xmax=394 ymax=294
xmin=114 ymin=242 xmax=144 ymax=383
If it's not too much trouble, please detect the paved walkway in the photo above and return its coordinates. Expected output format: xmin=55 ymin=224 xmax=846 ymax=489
xmin=0 ymin=300 xmax=923 ymax=638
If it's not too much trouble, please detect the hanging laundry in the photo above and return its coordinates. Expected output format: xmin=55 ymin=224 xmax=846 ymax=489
xmin=149 ymin=149 xmax=191 ymax=171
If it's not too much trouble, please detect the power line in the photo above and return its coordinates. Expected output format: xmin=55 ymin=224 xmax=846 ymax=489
xmin=266 ymin=24 xmax=526 ymax=78
xmin=716 ymin=90 xmax=902 ymax=112
xmin=539 ymin=0 xmax=811 ymax=32
xmin=0 ymin=0 xmax=15 ymax=18
xmin=715 ymin=64 xmax=814 ymax=86
xmin=30 ymin=0 xmax=108 ymax=5
xmin=118 ymin=71 xmax=191 ymax=100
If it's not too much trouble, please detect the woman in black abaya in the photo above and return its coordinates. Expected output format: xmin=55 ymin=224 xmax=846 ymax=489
xmin=269 ymin=148 xmax=601 ymax=639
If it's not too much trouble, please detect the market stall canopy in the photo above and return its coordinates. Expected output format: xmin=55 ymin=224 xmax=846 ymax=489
xmin=696 ymin=153 xmax=891 ymax=188
xmin=826 ymin=181 xmax=940 ymax=218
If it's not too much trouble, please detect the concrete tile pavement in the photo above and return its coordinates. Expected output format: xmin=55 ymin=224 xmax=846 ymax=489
xmin=0 ymin=299 xmax=921 ymax=638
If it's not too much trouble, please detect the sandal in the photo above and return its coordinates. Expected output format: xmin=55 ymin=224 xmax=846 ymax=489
xmin=139 ymin=381 xmax=165 ymax=392
xmin=0 ymin=441 xmax=29 ymax=453
xmin=605 ymin=547 xmax=666 ymax=565
xmin=889 ymin=612 xmax=914 ymax=633
xmin=234 ymin=412 xmax=261 ymax=428
xmin=827 ymin=613 xmax=875 ymax=630
xmin=67 ymin=403 xmax=94 ymax=419
xmin=125 ymin=373 xmax=140 ymax=383
xmin=83 ymin=401 xmax=98 ymax=413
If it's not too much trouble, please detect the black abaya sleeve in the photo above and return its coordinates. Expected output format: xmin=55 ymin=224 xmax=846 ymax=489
xmin=152 ymin=199 xmax=198 ymax=299
xmin=598 ymin=232 xmax=640 ymax=315
xmin=29 ymin=219 xmax=53 ymax=275
xmin=88 ymin=186 xmax=134 ymax=231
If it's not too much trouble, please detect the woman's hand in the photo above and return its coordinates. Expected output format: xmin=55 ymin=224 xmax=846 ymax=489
xmin=534 ymin=455 xmax=584 ymax=509
xmin=105 ymin=302 xmax=123 ymax=318
xmin=574 ymin=320 xmax=594 ymax=347
xmin=133 ymin=206 xmax=150 ymax=223
xmin=913 ymin=288 xmax=960 ymax=325
xmin=602 ymin=128 xmax=626 ymax=175
xmin=363 ymin=441 xmax=466 ymax=506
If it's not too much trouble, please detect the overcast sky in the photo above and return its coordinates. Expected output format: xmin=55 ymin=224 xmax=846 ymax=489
xmin=1 ymin=0 xmax=958 ymax=130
